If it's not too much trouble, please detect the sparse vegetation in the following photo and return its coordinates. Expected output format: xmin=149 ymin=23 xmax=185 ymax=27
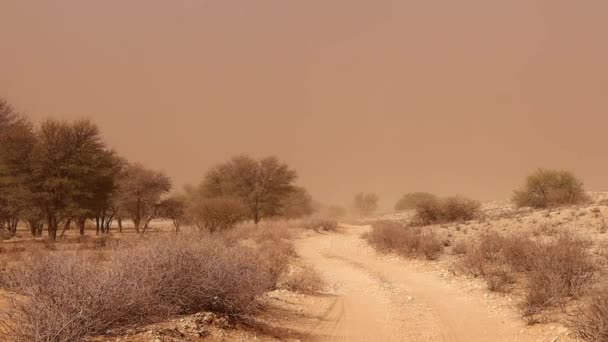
xmin=513 ymin=169 xmax=589 ymax=209
xmin=457 ymin=230 xmax=597 ymax=323
xmin=0 ymin=231 xmax=293 ymax=341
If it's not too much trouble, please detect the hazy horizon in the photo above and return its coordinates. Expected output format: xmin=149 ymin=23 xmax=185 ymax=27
xmin=2 ymin=0 xmax=607 ymax=209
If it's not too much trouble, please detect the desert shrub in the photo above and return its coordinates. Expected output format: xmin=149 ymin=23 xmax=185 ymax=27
xmin=413 ymin=197 xmax=444 ymax=225
xmin=282 ymin=264 xmax=326 ymax=294
xmin=303 ymin=218 xmax=338 ymax=232
xmin=188 ymin=197 xmax=248 ymax=233
xmin=458 ymin=230 xmax=596 ymax=323
xmin=419 ymin=233 xmax=444 ymax=260
xmin=519 ymin=233 xmax=596 ymax=323
xmin=570 ymin=286 xmax=608 ymax=341
xmin=365 ymin=221 xmax=443 ymax=260
xmin=413 ymin=196 xmax=480 ymax=225
xmin=513 ymin=169 xmax=589 ymax=209
xmin=459 ymin=231 xmax=506 ymax=277
xmin=0 ymin=232 xmax=281 ymax=341
xmin=394 ymin=192 xmax=438 ymax=211
xmin=256 ymin=239 xmax=297 ymax=289
xmin=451 ymin=240 xmax=468 ymax=255
xmin=485 ymin=266 xmax=515 ymax=293
xmin=441 ymin=196 xmax=481 ymax=222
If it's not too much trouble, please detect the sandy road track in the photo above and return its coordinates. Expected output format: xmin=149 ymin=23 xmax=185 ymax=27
xmin=296 ymin=225 xmax=565 ymax=342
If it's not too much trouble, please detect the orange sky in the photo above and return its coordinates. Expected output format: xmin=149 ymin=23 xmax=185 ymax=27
xmin=1 ymin=0 xmax=607 ymax=209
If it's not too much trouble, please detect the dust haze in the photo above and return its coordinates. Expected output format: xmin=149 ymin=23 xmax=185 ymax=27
xmin=2 ymin=0 xmax=608 ymax=208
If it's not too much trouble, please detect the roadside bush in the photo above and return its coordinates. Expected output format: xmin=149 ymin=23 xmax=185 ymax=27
xmin=519 ymin=234 xmax=596 ymax=323
xmin=0 ymin=232 xmax=281 ymax=341
xmin=188 ymin=197 xmax=248 ymax=233
xmin=458 ymin=230 xmax=597 ymax=323
xmin=394 ymin=192 xmax=437 ymax=211
xmin=570 ymin=286 xmax=608 ymax=341
xmin=365 ymin=221 xmax=444 ymax=260
xmin=414 ymin=196 xmax=480 ymax=225
xmin=303 ymin=218 xmax=338 ymax=232
xmin=513 ymin=169 xmax=589 ymax=209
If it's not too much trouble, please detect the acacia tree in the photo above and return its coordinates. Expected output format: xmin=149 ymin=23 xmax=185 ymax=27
xmin=0 ymin=99 xmax=38 ymax=234
xmin=84 ymin=151 xmax=124 ymax=235
xmin=200 ymin=155 xmax=297 ymax=223
xmin=353 ymin=192 xmax=379 ymax=217
xmin=116 ymin=163 xmax=171 ymax=233
xmin=28 ymin=119 xmax=111 ymax=241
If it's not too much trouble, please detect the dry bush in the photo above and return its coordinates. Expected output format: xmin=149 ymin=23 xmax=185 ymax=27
xmin=282 ymin=264 xmax=326 ymax=294
xmin=513 ymin=169 xmax=589 ymax=209
xmin=441 ymin=196 xmax=481 ymax=222
xmin=570 ymin=286 xmax=608 ymax=341
xmin=0 ymin=232 xmax=285 ymax=341
xmin=485 ymin=266 xmax=516 ymax=293
xmin=458 ymin=230 xmax=597 ymax=323
xmin=413 ymin=198 xmax=444 ymax=225
xmin=303 ymin=218 xmax=338 ymax=232
xmin=188 ymin=197 xmax=248 ymax=233
xmin=451 ymin=240 xmax=468 ymax=255
xmin=365 ymin=221 xmax=444 ymax=260
xmin=519 ymin=233 xmax=596 ymax=324
xmin=413 ymin=196 xmax=480 ymax=226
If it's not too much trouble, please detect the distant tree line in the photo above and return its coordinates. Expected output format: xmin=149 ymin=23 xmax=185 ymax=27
xmin=0 ymin=97 xmax=316 ymax=240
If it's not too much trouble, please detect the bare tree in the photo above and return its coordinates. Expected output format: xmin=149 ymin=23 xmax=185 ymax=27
xmin=200 ymin=155 xmax=297 ymax=223
xmin=116 ymin=163 xmax=171 ymax=233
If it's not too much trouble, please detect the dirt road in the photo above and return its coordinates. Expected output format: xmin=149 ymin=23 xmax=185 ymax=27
xmin=295 ymin=225 xmax=566 ymax=342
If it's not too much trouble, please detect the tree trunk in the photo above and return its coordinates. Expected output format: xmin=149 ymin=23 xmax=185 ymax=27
xmin=104 ymin=217 xmax=112 ymax=234
xmin=118 ymin=218 xmax=123 ymax=233
xmin=60 ymin=219 xmax=72 ymax=238
xmin=9 ymin=218 xmax=19 ymax=233
xmin=142 ymin=217 xmax=153 ymax=233
xmin=78 ymin=217 xmax=86 ymax=236
xmin=47 ymin=215 xmax=58 ymax=242
xmin=133 ymin=218 xmax=140 ymax=233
